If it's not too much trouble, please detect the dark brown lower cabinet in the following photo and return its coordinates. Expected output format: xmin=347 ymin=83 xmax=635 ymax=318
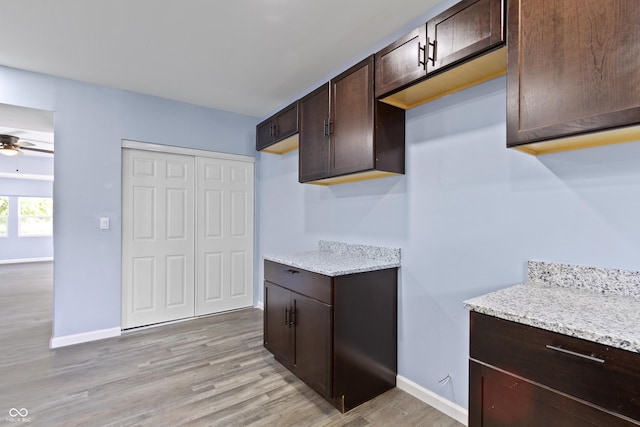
xmin=263 ymin=260 xmax=397 ymax=412
xmin=469 ymin=312 xmax=640 ymax=427
xmin=469 ymin=361 xmax=637 ymax=427
xmin=264 ymin=282 xmax=332 ymax=398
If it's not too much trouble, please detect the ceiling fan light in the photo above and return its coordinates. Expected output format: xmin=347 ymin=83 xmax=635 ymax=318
xmin=0 ymin=147 xmax=20 ymax=156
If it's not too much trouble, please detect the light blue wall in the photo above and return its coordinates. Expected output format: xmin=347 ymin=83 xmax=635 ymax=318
xmin=3 ymin=0 xmax=640 ymax=412
xmin=257 ymin=76 xmax=640 ymax=408
xmin=0 ymin=65 xmax=257 ymax=338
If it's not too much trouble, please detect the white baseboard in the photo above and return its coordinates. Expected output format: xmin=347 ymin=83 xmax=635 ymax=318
xmin=50 ymin=327 xmax=121 ymax=349
xmin=396 ymin=375 xmax=468 ymax=426
xmin=254 ymin=301 xmax=264 ymax=310
xmin=0 ymin=257 xmax=53 ymax=265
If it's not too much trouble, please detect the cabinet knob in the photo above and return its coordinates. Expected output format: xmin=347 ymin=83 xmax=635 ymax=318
xmin=286 ymin=269 xmax=300 ymax=274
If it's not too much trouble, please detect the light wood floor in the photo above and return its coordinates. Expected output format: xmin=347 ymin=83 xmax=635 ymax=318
xmin=0 ymin=262 xmax=464 ymax=426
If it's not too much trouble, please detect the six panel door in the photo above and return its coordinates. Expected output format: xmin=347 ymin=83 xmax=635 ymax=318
xmin=122 ymin=149 xmax=195 ymax=329
xmin=196 ymin=156 xmax=254 ymax=315
xmin=122 ymin=148 xmax=254 ymax=329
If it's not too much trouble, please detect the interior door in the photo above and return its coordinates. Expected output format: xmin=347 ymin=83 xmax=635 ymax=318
xmin=122 ymin=148 xmax=195 ymax=329
xmin=195 ymin=156 xmax=254 ymax=315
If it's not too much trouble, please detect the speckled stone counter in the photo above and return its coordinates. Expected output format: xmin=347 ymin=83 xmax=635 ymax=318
xmin=263 ymin=240 xmax=401 ymax=276
xmin=464 ymin=261 xmax=640 ymax=354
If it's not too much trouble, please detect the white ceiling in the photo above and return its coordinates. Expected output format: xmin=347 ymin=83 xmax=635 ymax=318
xmin=0 ymin=0 xmax=441 ymax=118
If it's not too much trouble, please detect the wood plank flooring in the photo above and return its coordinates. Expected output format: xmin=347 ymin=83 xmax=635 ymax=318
xmin=0 ymin=262 xmax=464 ymax=426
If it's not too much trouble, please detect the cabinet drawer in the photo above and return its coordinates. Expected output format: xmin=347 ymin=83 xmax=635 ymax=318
xmin=470 ymin=361 xmax=637 ymax=427
xmin=264 ymin=260 xmax=332 ymax=304
xmin=470 ymin=312 xmax=640 ymax=421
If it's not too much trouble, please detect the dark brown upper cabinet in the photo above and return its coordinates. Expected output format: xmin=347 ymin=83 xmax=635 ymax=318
xmin=256 ymin=100 xmax=299 ymax=154
xmin=374 ymin=27 xmax=427 ymax=100
xmin=376 ymin=0 xmax=505 ymax=110
xmin=299 ymin=84 xmax=330 ymax=182
xmin=299 ymin=56 xmax=405 ymax=185
xmin=506 ymin=0 xmax=640 ymax=155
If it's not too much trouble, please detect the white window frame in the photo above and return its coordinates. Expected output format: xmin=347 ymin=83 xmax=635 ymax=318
xmin=0 ymin=196 xmax=8 ymax=238
xmin=18 ymin=197 xmax=53 ymax=237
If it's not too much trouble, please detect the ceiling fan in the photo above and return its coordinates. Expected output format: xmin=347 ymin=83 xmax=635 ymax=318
xmin=0 ymin=134 xmax=54 ymax=156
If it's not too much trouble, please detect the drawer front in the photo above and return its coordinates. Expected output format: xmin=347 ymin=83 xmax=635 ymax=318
xmin=470 ymin=311 xmax=640 ymax=421
xmin=264 ymin=260 xmax=332 ymax=304
xmin=469 ymin=360 xmax=637 ymax=427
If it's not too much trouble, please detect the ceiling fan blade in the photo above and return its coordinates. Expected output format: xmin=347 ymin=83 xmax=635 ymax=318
xmin=21 ymin=146 xmax=53 ymax=154
xmin=17 ymin=140 xmax=36 ymax=147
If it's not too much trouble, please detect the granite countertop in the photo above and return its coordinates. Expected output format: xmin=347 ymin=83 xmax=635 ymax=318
xmin=263 ymin=240 xmax=401 ymax=276
xmin=464 ymin=261 xmax=640 ymax=354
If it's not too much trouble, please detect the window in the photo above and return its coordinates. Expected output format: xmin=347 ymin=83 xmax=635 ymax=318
xmin=0 ymin=196 xmax=7 ymax=237
xmin=19 ymin=197 xmax=53 ymax=236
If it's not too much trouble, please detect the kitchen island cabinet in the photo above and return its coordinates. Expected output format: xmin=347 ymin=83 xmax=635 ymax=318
xmin=263 ymin=241 xmax=400 ymax=412
xmin=506 ymin=0 xmax=640 ymax=155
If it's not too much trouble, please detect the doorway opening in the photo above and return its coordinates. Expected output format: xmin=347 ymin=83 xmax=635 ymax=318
xmin=0 ymin=102 xmax=55 ymax=347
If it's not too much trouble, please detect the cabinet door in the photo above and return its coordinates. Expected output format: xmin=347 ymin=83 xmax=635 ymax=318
xmin=264 ymin=281 xmax=291 ymax=365
xmin=274 ymin=101 xmax=298 ymax=142
xmin=256 ymin=119 xmax=274 ymax=151
xmin=290 ymin=292 xmax=332 ymax=399
xmin=426 ymin=0 xmax=503 ymax=74
xmin=375 ymin=26 xmax=427 ymax=98
xmin=469 ymin=361 xmax=636 ymax=427
xmin=299 ymin=84 xmax=330 ymax=182
xmin=506 ymin=0 xmax=640 ymax=147
xmin=331 ymin=56 xmax=375 ymax=177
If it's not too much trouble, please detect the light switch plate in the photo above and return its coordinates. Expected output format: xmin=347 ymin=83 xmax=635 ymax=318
xmin=99 ymin=217 xmax=110 ymax=230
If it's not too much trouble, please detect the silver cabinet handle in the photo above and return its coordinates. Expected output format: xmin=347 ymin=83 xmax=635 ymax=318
xmin=545 ymin=344 xmax=605 ymax=364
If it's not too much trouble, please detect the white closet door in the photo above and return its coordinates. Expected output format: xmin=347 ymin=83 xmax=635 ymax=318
xmin=122 ymin=149 xmax=195 ymax=329
xmin=196 ymin=157 xmax=254 ymax=315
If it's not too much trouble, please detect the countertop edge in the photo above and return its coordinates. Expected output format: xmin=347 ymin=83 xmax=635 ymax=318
xmin=263 ymin=254 xmax=400 ymax=276
xmin=464 ymin=294 xmax=640 ymax=354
